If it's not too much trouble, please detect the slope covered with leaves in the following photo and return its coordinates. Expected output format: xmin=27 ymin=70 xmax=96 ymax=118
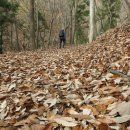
xmin=0 ymin=23 xmax=130 ymax=130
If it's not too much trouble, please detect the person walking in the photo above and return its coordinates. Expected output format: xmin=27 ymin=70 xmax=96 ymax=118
xmin=59 ymin=29 xmax=66 ymax=48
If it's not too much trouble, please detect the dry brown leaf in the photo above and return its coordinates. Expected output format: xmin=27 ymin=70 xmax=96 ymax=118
xmin=0 ymin=100 xmax=8 ymax=120
xmin=52 ymin=116 xmax=78 ymax=127
xmin=97 ymin=123 xmax=111 ymax=130
xmin=14 ymin=114 xmax=38 ymax=126
xmin=37 ymin=106 xmax=45 ymax=116
xmin=19 ymin=84 xmax=32 ymax=92
xmin=0 ymin=94 xmax=8 ymax=100
xmin=8 ymin=83 xmax=16 ymax=92
xmin=80 ymin=105 xmax=99 ymax=116
xmin=72 ymin=126 xmax=81 ymax=130
xmin=4 ymin=75 xmax=11 ymax=82
xmin=98 ymin=86 xmax=120 ymax=94
xmin=44 ymin=98 xmax=58 ymax=107
xmin=27 ymin=114 xmax=39 ymax=124
xmin=64 ymin=127 xmax=71 ymax=130
xmin=120 ymin=124 xmax=129 ymax=130
xmin=68 ymin=109 xmax=93 ymax=120
xmin=70 ymin=114 xmax=93 ymax=120
xmin=1 ymin=127 xmax=17 ymax=130
xmin=83 ymin=128 xmax=89 ymax=130
xmin=21 ymin=126 xmax=31 ymax=130
xmin=95 ymin=103 xmax=107 ymax=113
xmin=109 ymin=126 xmax=120 ymax=130
xmin=43 ymin=124 xmax=53 ymax=130
xmin=97 ymin=116 xmax=115 ymax=124
xmin=30 ymin=124 xmax=45 ymax=130
xmin=0 ymin=120 xmax=8 ymax=127
xmin=109 ymin=101 xmax=130 ymax=116
xmin=83 ymin=124 xmax=95 ymax=130
xmin=112 ymin=115 xmax=130 ymax=123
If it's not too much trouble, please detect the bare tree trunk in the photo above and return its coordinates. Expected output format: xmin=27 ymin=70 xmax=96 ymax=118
xmin=124 ymin=0 xmax=130 ymax=17
xmin=0 ymin=25 xmax=3 ymax=54
xmin=30 ymin=0 xmax=36 ymax=50
xmin=95 ymin=0 xmax=104 ymax=34
xmin=73 ymin=0 xmax=78 ymax=45
xmin=48 ymin=17 xmax=54 ymax=47
xmin=22 ymin=33 xmax=26 ymax=51
xmin=48 ymin=0 xmax=55 ymax=48
xmin=70 ymin=7 xmax=73 ymax=45
xmin=69 ymin=0 xmax=76 ymax=45
xmin=40 ymin=31 xmax=46 ymax=49
xmin=89 ymin=0 xmax=95 ymax=43
xmin=124 ymin=0 xmax=130 ymax=11
xmin=10 ymin=24 xmax=14 ymax=50
xmin=36 ymin=0 xmax=39 ymax=48
xmin=14 ymin=21 xmax=20 ymax=51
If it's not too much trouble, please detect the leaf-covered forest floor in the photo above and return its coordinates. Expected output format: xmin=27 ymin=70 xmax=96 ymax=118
xmin=0 ymin=23 xmax=130 ymax=130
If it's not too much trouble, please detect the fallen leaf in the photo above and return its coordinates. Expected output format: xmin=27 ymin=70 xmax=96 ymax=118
xmin=114 ymin=78 xmax=122 ymax=84
xmin=21 ymin=126 xmax=31 ymax=130
xmin=1 ymin=127 xmax=17 ymax=130
xmin=97 ymin=116 xmax=115 ymax=124
xmin=0 ymin=100 xmax=8 ymax=120
xmin=53 ymin=116 xmax=78 ymax=127
xmin=44 ymin=98 xmax=58 ymax=107
xmin=109 ymin=126 xmax=120 ymax=130
xmin=0 ymin=94 xmax=8 ymax=100
xmin=43 ymin=124 xmax=53 ymax=130
xmin=109 ymin=101 xmax=130 ymax=116
xmin=112 ymin=115 xmax=130 ymax=123
xmin=97 ymin=123 xmax=110 ymax=130
xmin=0 ymin=100 xmax=7 ymax=110
xmin=64 ymin=127 xmax=71 ymax=130
xmin=68 ymin=109 xmax=93 ymax=120
xmin=30 ymin=124 xmax=45 ymax=130
xmin=8 ymin=83 xmax=16 ymax=92
xmin=72 ymin=126 xmax=81 ymax=130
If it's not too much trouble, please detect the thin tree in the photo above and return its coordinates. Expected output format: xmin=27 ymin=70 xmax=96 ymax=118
xmin=124 ymin=0 xmax=130 ymax=17
xmin=36 ymin=0 xmax=39 ymax=48
xmin=30 ymin=0 xmax=36 ymax=50
xmin=89 ymin=0 xmax=95 ymax=43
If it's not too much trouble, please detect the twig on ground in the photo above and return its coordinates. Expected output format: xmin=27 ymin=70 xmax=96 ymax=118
xmin=109 ymin=69 xmax=130 ymax=81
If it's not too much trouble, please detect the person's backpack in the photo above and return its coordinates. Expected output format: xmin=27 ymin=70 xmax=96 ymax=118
xmin=59 ymin=30 xmax=64 ymax=37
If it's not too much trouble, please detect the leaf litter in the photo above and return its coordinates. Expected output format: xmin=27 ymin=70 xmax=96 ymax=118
xmin=0 ymin=23 xmax=130 ymax=129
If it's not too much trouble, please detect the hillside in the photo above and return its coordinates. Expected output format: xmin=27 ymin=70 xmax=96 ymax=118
xmin=0 ymin=23 xmax=130 ymax=130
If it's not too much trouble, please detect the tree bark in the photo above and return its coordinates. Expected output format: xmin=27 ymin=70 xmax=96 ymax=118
xmin=73 ymin=0 xmax=78 ymax=45
xmin=0 ymin=25 xmax=3 ymax=54
xmin=94 ymin=0 xmax=104 ymax=34
xmin=40 ymin=30 xmax=46 ymax=49
xmin=89 ymin=0 xmax=95 ymax=43
xmin=70 ymin=7 xmax=73 ymax=45
xmin=14 ymin=21 xmax=20 ymax=51
xmin=124 ymin=0 xmax=130 ymax=11
xmin=48 ymin=17 xmax=54 ymax=47
xmin=124 ymin=0 xmax=130 ymax=17
xmin=48 ymin=0 xmax=55 ymax=48
xmin=30 ymin=0 xmax=36 ymax=50
xmin=10 ymin=24 xmax=14 ymax=50
xmin=36 ymin=0 xmax=39 ymax=48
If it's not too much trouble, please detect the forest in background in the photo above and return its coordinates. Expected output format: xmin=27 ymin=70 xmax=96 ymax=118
xmin=0 ymin=0 xmax=130 ymax=52
xmin=1 ymin=0 xmax=130 ymax=130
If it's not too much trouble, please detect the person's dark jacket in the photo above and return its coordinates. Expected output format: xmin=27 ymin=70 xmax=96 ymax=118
xmin=59 ymin=30 xmax=66 ymax=40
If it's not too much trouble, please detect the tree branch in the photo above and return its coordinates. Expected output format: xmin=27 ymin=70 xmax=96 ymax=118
xmin=109 ymin=69 xmax=130 ymax=81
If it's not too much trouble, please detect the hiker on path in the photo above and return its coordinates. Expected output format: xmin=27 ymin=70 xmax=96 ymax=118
xmin=59 ymin=29 xmax=66 ymax=48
